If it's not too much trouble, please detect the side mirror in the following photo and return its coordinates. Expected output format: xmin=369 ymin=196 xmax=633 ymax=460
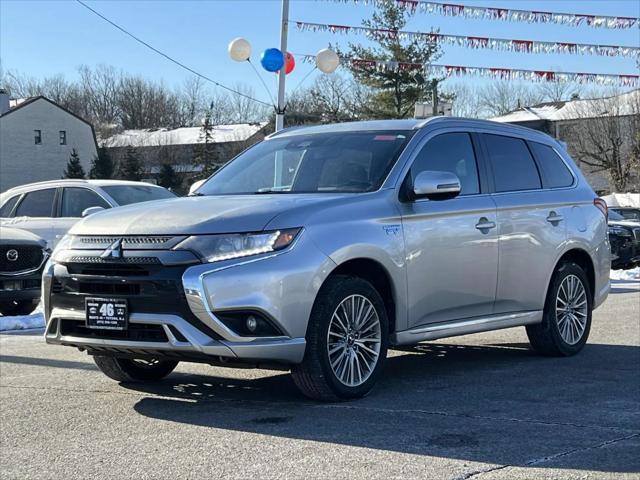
xmin=82 ymin=206 xmax=105 ymax=217
xmin=412 ymin=171 xmax=462 ymax=200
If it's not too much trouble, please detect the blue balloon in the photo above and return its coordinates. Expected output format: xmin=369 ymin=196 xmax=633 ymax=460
xmin=260 ymin=48 xmax=284 ymax=72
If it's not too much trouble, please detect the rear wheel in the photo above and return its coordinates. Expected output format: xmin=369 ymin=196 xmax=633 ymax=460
xmin=526 ymin=262 xmax=592 ymax=356
xmin=291 ymin=275 xmax=389 ymax=401
xmin=93 ymin=356 xmax=178 ymax=382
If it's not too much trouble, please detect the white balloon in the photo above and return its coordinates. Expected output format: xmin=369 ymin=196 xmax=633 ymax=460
xmin=316 ymin=48 xmax=339 ymax=74
xmin=228 ymin=37 xmax=251 ymax=62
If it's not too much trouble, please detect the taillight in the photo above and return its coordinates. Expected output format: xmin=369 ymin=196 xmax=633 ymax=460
xmin=594 ymin=198 xmax=608 ymax=222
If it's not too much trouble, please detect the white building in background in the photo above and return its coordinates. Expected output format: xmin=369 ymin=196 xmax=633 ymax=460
xmin=0 ymin=91 xmax=98 ymax=192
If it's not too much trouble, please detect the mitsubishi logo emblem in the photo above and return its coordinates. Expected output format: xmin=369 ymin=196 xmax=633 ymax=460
xmin=100 ymin=239 xmax=124 ymax=260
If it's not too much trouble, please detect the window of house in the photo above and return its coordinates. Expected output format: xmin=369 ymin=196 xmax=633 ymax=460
xmin=59 ymin=130 xmax=67 ymax=145
xmin=482 ymin=134 xmax=542 ymax=192
xmin=61 ymin=188 xmax=110 ymax=217
xmin=34 ymin=130 xmax=42 ymax=145
xmin=410 ymin=132 xmax=480 ymax=195
xmin=14 ymin=189 xmax=56 ymax=217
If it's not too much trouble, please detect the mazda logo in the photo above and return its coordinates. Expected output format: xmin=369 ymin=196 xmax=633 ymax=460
xmin=6 ymin=249 xmax=19 ymax=262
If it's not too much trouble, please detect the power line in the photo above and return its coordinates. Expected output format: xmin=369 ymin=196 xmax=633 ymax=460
xmin=74 ymin=0 xmax=272 ymax=107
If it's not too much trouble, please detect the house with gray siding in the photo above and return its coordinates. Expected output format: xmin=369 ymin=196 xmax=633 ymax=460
xmin=0 ymin=92 xmax=98 ymax=192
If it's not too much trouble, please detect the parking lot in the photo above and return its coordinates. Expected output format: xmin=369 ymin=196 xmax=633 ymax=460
xmin=1 ymin=278 xmax=638 ymax=480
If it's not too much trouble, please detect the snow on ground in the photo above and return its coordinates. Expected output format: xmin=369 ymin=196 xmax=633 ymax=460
xmin=0 ymin=305 xmax=44 ymax=332
xmin=610 ymin=267 xmax=640 ymax=281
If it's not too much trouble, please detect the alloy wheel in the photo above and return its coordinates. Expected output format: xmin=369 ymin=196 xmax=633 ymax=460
xmin=555 ymin=274 xmax=588 ymax=345
xmin=327 ymin=294 xmax=382 ymax=387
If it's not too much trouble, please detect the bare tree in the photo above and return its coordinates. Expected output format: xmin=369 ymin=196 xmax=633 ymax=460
xmin=562 ymin=91 xmax=640 ymax=192
xmin=442 ymin=82 xmax=485 ymax=118
xmin=227 ymin=83 xmax=270 ymax=123
xmin=537 ymin=81 xmax=583 ymax=103
xmin=78 ymin=65 xmax=121 ymax=127
xmin=179 ymin=76 xmax=208 ymax=127
xmin=478 ymin=80 xmax=546 ymax=117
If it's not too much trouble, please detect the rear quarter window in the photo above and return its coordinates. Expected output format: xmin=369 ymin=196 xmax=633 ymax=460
xmin=483 ymin=134 xmax=542 ymax=193
xmin=528 ymin=142 xmax=574 ymax=188
xmin=0 ymin=195 xmax=20 ymax=217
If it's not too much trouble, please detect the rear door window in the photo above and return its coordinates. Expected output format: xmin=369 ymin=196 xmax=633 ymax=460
xmin=483 ymin=134 xmax=542 ymax=193
xmin=61 ymin=188 xmax=111 ymax=217
xmin=14 ymin=189 xmax=56 ymax=217
xmin=528 ymin=142 xmax=574 ymax=188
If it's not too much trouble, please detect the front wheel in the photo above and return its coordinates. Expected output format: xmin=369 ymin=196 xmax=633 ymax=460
xmin=291 ymin=275 xmax=389 ymax=401
xmin=526 ymin=262 xmax=592 ymax=356
xmin=93 ymin=356 xmax=178 ymax=382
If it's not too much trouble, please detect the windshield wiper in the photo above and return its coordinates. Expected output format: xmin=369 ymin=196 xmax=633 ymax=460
xmin=253 ymin=189 xmax=291 ymax=194
xmin=189 ymin=192 xmax=206 ymax=197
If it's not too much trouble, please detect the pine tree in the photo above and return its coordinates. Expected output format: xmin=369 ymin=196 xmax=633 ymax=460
xmin=339 ymin=0 xmax=443 ymax=118
xmin=118 ymin=147 xmax=144 ymax=181
xmin=63 ymin=148 xmax=86 ymax=179
xmin=157 ymin=163 xmax=182 ymax=192
xmin=193 ymin=102 xmax=219 ymax=180
xmin=89 ymin=149 xmax=115 ymax=179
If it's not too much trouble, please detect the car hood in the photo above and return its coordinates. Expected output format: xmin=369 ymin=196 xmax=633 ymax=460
xmin=0 ymin=226 xmax=47 ymax=246
xmin=609 ymin=220 xmax=640 ymax=228
xmin=69 ymin=194 xmax=346 ymax=235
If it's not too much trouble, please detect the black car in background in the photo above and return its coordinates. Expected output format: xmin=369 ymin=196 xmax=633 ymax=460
xmin=0 ymin=227 xmax=49 ymax=315
xmin=608 ymin=210 xmax=640 ymax=270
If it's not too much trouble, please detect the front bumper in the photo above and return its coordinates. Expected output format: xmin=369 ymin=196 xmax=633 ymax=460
xmin=0 ymin=271 xmax=43 ymax=303
xmin=43 ymin=232 xmax=334 ymax=366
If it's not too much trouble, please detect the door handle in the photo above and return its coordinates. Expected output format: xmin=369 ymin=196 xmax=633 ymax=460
xmin=475 ymin=217 xmax=496 ymax=231
xmin=546 ymin=212 xmax=564 ymax=224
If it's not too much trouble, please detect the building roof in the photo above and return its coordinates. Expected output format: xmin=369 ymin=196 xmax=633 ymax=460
xmin=102 ymin=122 xmax=269 ymax=148
xmin=491 ymin=89 xmax=639 ymax=123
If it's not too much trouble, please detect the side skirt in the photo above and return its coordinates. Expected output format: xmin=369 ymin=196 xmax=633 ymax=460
xmin=391 ymin=310 xmax=543 ymax=346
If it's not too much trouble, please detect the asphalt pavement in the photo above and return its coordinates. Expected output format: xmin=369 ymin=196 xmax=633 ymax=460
xmin=1 ymin=278 xmax=638 ymax=479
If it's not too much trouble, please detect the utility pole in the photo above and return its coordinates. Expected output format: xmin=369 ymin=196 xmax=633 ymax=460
xmin=276 ymin=0 xmax=290 ymax=131
xmin=431 ymin=78 xmax=439 ymax=117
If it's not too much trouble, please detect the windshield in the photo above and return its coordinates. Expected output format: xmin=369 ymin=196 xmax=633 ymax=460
xmin=611 ymin=208 xmax=640 ymax=222
xmin=102 ymin=185 xmax=176 ymax=206
xmin=608 ymin=210 xmax=624 ymax=221
xmin=197 ymin=130 xmax=414 ymax=195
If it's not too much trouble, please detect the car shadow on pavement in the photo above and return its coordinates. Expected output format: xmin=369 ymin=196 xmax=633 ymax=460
xmin=124 ymin=341 xmax=640 ymax=474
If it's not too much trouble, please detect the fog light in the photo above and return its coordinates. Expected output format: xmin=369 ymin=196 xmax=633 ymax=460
xmin=246 ymin=316 xmax=258 ymax=333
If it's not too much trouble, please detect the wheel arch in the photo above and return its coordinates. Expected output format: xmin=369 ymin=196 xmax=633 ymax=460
xmin=547 ymin=248 xmax=596 ymax=304
xmin=321 ymin=258 xmax=398 ymax=335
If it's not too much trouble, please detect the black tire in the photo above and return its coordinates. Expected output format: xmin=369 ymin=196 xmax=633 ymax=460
xmin=93 ymin=356 xmax=178 ymax=382
xmin=0 ymin=300 xmax=37 ymax=316
xmin=526 ymin=262 xmax=592 ymax=356
xmin=291 ymin=275 xmax=389 ymax=402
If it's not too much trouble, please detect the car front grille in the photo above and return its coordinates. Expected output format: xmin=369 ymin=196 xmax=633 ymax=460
xmin=59 ymin=319 xmax=168 ymax=342
xmin=0 ymin=245 xmax=44 ymax=273
xmin=50 ymin=261 xmax=221 ymax=340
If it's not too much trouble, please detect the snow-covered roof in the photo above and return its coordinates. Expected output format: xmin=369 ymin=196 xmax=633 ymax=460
xmin=492 ymin=89 xmax=639 ymax=123
xmin=102 ymin=122 xmax=268 ymax=148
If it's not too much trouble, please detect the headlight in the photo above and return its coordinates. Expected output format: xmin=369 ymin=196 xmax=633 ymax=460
xmin=175 ymin=228 xmax=301 ymax=263
xmin=608 ymin=226 xmax=631 ymax=237
xmin=51 ymin=234 xmax=73 ymax=262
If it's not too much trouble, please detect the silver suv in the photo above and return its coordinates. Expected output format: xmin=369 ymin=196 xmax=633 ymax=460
xmin=44 ymin=118 xmax=610 ymax=401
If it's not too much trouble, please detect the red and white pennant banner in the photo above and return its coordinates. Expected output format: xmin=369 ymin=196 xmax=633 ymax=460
xmin=295 ymin=21 xmax=640 ymax=58
xmin=299 ymin=55 xmax=640 ymax=87
xmin=323 ymin=0 xmax=639 ymax=29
